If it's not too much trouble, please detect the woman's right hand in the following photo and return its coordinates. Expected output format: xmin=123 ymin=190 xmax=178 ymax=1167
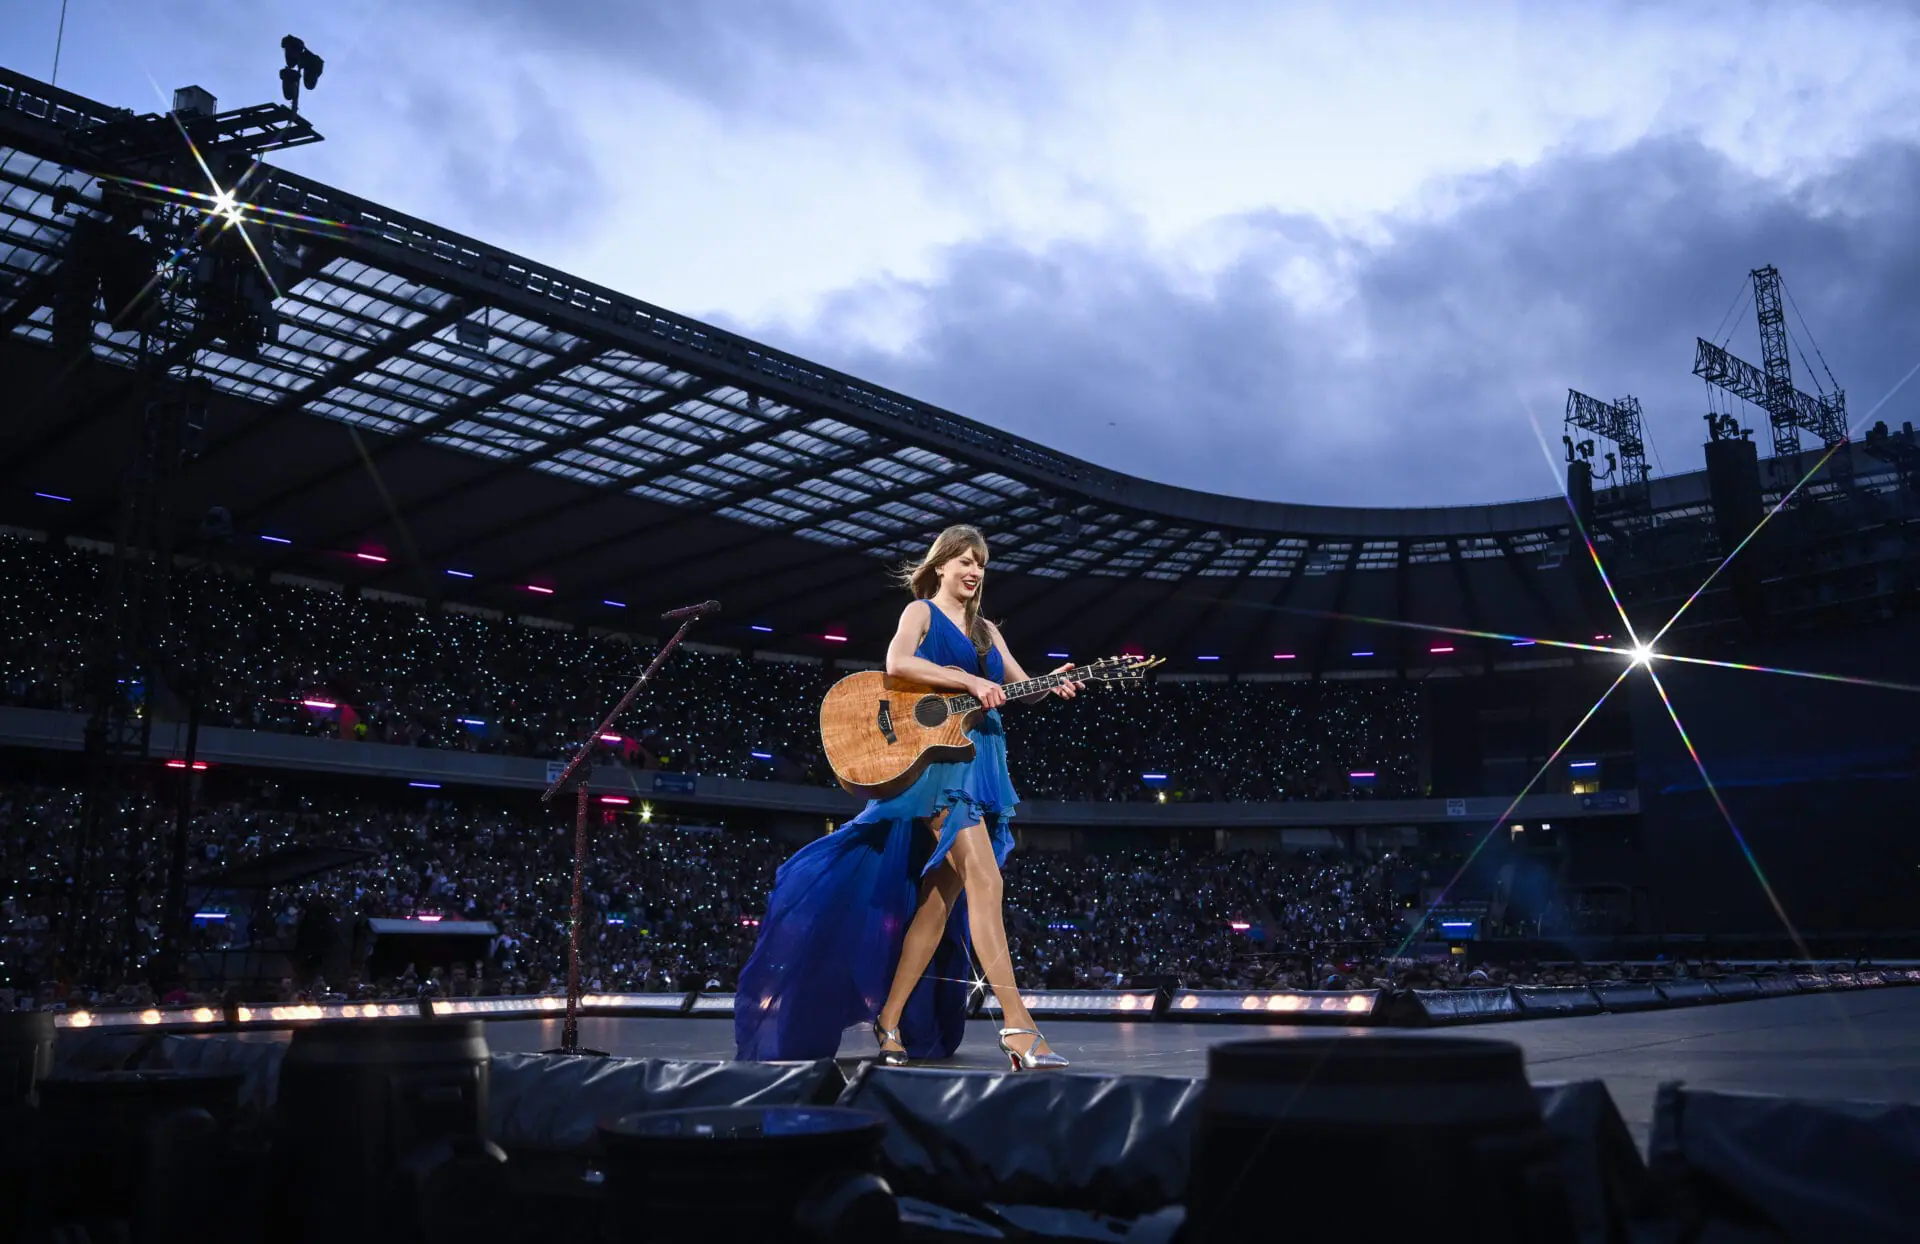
xmin=966 ymin=675 xmax=1007 ymax=710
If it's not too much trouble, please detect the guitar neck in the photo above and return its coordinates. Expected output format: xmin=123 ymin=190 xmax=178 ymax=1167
xmin=944 ymin=669 xmax=1078 ymax=712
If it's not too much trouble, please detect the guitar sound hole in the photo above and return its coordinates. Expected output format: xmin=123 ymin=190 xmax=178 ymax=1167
xmin=912 ymin=696 xmax=950 ymax=729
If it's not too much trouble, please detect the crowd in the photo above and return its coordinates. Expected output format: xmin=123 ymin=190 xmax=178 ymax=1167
xmin=0 ymin=776 xmax=1445 ymax=1005
xmin=0 ymin=534 xmax=1421 ymax=800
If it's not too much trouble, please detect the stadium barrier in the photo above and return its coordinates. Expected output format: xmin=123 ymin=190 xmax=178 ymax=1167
xmin=1591 ymin=981 xmax=1663 ymax=1012
xmin=1655 ymin=979 xmax=1716 ymax=1005
xmin=1707 ymin=973 xmax=1760 ymax=999
xmin=1396 ymin=986 xmax=1521 ymax=1024
xmin=1512 ymin=985 xmax=1602 ymax=1017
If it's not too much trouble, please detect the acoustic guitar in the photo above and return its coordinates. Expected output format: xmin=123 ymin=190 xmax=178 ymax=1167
xmin=819 ymin=655 xmax=1162 ymax=799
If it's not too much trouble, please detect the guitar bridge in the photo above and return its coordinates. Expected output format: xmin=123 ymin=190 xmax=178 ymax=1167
xmin=876 ymin=700 xmax=897 ymax=744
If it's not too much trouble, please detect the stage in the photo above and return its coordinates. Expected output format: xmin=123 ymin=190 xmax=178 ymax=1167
xmin=482 ymin=987 xmax=1920 ymax=1152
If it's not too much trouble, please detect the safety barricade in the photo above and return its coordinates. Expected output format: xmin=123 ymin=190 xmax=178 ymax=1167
xmin=1654 ymin=979 xmax=1715 ymax=1006
xmin=1591 ymin=981 xmax=1662 ymax=1012
xmin=1511 ymin=985 xmax=1601 ymax=1017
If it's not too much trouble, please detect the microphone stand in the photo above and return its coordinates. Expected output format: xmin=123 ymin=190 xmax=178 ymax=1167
xmin=540 ymin=606 xmax=712 ymax=1055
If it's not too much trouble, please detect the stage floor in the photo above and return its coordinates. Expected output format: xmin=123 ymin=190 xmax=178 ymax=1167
xmin=486 ymin=988 xmax=1920 ymax=1151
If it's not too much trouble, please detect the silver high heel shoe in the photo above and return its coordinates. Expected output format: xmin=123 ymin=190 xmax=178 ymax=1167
xmin=998 ymin=1027 xmax=1069 ymax=1071
xmin=873 ymin=1022 xmax=908 ymax=1067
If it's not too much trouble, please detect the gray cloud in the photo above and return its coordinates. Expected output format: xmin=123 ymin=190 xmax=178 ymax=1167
xmin=427 ymin=0 xmax=1068 ymax=123
xmin=389 ymin=71 xmax=611 ymax=243
xmin=747 ymin=135 xmax=1920 ymax=507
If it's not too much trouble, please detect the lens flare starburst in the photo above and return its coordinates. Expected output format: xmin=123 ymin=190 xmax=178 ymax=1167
xmin=1249 ymin=362 xmax=1920 ymax=972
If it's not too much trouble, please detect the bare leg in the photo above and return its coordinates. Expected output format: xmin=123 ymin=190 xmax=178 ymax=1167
xmin=947 ymin=821 xmax=1052 ymax=1057
xmin=875 ymin=818 xmax=965 ymax=1053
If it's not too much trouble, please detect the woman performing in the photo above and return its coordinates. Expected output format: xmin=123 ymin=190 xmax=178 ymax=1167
xmin=734 ymin=524 xmax=1080 ymax=1070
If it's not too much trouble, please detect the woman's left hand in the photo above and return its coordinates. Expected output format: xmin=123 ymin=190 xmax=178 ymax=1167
xmin=1049 ymin=663 xmax=1083 ymax=699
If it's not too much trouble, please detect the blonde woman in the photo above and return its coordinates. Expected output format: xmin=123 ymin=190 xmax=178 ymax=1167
xmin=735 ymin=525 xmax=1080 ymax=1069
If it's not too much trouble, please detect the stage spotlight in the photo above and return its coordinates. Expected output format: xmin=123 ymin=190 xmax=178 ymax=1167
xmin=279 ymin=35 xmax=325 ymax=112
xmin=1631 ymin=644 xmax=1655 ymax=666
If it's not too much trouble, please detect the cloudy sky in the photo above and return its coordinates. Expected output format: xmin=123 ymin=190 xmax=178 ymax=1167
xmin=7 ymin=0 xmax=1920 ymax=506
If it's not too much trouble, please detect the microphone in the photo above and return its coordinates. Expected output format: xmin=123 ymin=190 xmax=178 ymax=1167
xmin=660 ymin=600 xmax=720 ymax=621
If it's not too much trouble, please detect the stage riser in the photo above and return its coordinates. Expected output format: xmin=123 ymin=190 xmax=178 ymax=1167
xmin=14 ymin=1034 xmax=1917 ymax=1243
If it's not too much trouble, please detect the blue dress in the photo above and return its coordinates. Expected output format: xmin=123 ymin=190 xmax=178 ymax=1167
xmin=735 ymin=600 xmax=1019 ymax=1061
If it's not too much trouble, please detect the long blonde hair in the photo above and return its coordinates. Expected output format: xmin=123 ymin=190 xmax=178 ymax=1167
xmin=896 ymin=524 xmax=991 ymax=654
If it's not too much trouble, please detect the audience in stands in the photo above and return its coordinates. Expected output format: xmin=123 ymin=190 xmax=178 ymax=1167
xmin=0 ymin=535 xmax=1420 ymax=801
xmin=0 ymin=779 xmax=1450 ymax=1004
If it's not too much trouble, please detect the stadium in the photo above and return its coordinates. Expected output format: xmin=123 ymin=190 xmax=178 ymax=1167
xmin=1 ymin=49 xmax=1917 ymax=1244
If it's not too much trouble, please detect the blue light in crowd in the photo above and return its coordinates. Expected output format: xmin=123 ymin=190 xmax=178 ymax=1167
xmin=751 ymin=625 xmax=774 ymax=633
xmin=1351 ymin=651 xmax=1374 ymax=658
xmin=1046 ymin=651 xmax=1069 ymax=659
xmin=1569 ymin=761 xmax=1598 ymax=770
xmin=1197 ymin=655 xmax=1220 ymax=661
xmin=750 ymin=751 xmax=773 ymax=760
xmin=604 ymin=599 xmax=626 ymax=608
xmin=457 ymin=717 xmax=485 ymax=727
xmin=1142 ymin=772 xmax=1168 ymax=781
xmin=1511 ymin=639 xmax=1536 ymax=647
xmin=606 ymin=917 xmax=626 ymax=926
xmin=34 ymin=491 xmax=71 ymax=502
xmin=409 ymin=781 xmax=441 ymax=789
xmin=445 ymin=569 xmax=473 ymax=579
xmin=259 ymin=534 xmax=292 ymax=545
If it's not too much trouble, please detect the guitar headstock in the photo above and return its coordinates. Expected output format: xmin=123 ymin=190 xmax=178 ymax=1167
xmin=1074 ymin=655 xmax=1164 ymax=686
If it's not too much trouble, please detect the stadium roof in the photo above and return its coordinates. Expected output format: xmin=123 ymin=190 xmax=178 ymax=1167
xmin=0 ymin=66 xmax=1782 ymax=671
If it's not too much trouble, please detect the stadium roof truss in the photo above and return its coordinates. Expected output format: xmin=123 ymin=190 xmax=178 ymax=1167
xmin=10 ymin=67 xmax=1863 ymax=662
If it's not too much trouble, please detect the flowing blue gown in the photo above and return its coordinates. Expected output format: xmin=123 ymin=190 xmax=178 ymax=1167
xmin=735 ymin=600 xmax=1019 ymax=1061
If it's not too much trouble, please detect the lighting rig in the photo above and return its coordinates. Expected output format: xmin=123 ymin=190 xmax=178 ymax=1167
xmin=45 ymin=41 xmax=327 ymax=982
xmin=1693 ymin=265 xmax=1850 ymax=496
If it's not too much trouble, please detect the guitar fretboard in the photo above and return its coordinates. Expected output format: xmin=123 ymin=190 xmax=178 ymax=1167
xmin=942 ymin=668 xmax=1082 ymax=714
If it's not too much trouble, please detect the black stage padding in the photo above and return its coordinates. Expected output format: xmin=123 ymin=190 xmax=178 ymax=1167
xmin=1533 ymin=1080 xmax=1647 ymax=1244
xmin=56 ymin=1031 xmax=288 ymax=1110
xmin=52 ymin=1031 xmax=156 ymax=1073
xmin=1710 ymin=974 xmax=1761 ymax=999
xmin=1404 ymin=986 xmax=1520 ymax=1023
xmin=1792 ymin=973 xmax=1830 ymax=992
xmin=1753 ymin=974 xmax=1800 ymax=996
xmin=1591 ymin=982 xmax=1662 ymax=1012
xmin=147 ymin=1034 xmax=287 ymax=1112
xmin=1645 ymin=1083 xmax=1920 ymax=1244
xmin=1655 ymin=979 xmax=1715 ymax=1005
xmin=488 ymin=1052 xmax=842 ymax=1155
xmin=837 ymin=1065 xmax=1202 ymax=1218
xmin=1513 ymin=985 xmax=1601 ymax=1017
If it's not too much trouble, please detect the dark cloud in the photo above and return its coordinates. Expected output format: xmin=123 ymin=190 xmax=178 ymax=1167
xmin=750 ymin=136 xmax=1920 ymax=507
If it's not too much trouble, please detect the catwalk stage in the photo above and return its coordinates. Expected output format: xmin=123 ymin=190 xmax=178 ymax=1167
xmin=481 ymin=987 xmax=1920 ymax=1152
